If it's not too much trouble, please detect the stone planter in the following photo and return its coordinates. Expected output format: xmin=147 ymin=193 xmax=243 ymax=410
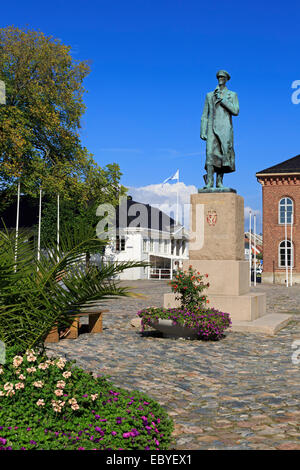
xmin=149 ymin=319 xmax=198 ymax=339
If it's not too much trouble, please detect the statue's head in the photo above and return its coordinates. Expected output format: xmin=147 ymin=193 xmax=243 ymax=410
xmin=216 ymin=70 xmax=230 ymax=86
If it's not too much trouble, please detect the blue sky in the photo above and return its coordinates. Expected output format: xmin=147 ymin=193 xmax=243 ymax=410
xmin=2 ymin=0 xmax=300 ymax=232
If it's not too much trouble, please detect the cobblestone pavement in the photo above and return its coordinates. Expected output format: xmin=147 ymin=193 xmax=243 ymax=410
xmin=46 ymin=281 xmax=300 ymax=450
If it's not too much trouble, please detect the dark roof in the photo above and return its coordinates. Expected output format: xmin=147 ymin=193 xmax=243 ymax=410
xmin=116 ymin=197 xmax=176 ymax=232
xmin=256 ymin=154 xmax=300 ymax=175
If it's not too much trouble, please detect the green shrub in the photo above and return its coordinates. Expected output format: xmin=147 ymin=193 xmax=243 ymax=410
xmin=0 ymin=347 xmax=174 ymax=450
xmin=169 ymin=266 xmax=210 ymax=311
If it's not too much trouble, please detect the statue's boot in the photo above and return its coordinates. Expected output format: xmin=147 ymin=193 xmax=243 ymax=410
xmin=216 ymin=173 xmax=230 ymax=190
xmin=203 ymin=166 xmax=214 ymax=189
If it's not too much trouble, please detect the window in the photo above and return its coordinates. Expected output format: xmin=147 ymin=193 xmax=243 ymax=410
xmin=150 ymin=239 xmax=154 ymax=252
xmin=279 ymin=198 xmax=293 ymax=224
xmin=159 ymin=239 xmax=164 ymax=253
xmin=278 ymin=240 xmax=293 ymax=267
xmin=182 ymin=240 xmax=186 ymax=255
xmin=116 ymin=236 xmax=125 ymax=251
xmin=164 ymin=240 xmax=168 ymax=254
xmin=142 ymin=239 xmax=148 ymax=253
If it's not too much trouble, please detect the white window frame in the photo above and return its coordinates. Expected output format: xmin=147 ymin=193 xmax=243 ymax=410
xmin=116 ymin=235 xmax=126 ymax=252
xmin=278 ymin=239 xmax=294 ymax=267
xmin=278 ymin=197 xmax=293 ymax=225
xmin=142 ymin=238 xmax=148 ymax=253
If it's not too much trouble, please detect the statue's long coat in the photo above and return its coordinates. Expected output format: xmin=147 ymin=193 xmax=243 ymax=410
xmin=200 ymin=87 xmax=239 ymax=173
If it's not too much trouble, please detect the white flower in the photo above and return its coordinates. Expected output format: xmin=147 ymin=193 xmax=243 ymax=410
xmin=91 ymin=394 xmax=98 ymax=401
xmin=13 ymin=356 xmax=23 ymax=368
xmin=4 ymin=382 xmax=14 ymax=391
xmin=54 ymin=389 xmax=63 ymax=397
xmin=15 ymin=382 xmax=25 ymax=390
xmin=36 ymin=399 xmax=45 ymax=407
xmin=6 ymin=390 xmax=15 ymax=397
xmin=62 ymin=371 xmax=71 ymax=379
xmin=27 ymin=354 xmax=37 ymax=363
xmin=56 ymin=380 xmax=66 ymax=389
xmin=55 ymin=358 xmax=67 ymax=370
xmin=0 ymin=367 xmax=3 ymax=375
xmin=38 ymin=362 xmax=49 ymax=370
xmin=26 ymin=367 xmax=36 ymax=374
xmin=51 ymin=400 xmax=62 ymax=413
xmin=33 ymin=381 xmax=44 ymax=388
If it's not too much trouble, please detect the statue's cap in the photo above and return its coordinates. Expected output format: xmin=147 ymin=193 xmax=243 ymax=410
xmin=216 ymin=70 xmax=231 ymax=80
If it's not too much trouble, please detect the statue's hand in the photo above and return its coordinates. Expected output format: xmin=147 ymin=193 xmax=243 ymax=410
xmin=200 ymin=133 xmax=207 ymax=140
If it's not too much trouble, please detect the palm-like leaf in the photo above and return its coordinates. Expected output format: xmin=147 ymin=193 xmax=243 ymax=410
xmin=0 ymin=224 xmax=147 ymax=351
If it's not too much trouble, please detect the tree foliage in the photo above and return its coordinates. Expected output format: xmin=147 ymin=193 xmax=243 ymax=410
xmin=0 ymin=26 xmax=127 ymax=231
xmin=0 ymin=26 xmax=90 ymax=190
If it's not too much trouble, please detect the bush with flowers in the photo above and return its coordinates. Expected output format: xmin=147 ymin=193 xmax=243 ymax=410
xmin=170 ymin=265 xmax=210 ymax=311
xmin=137 ymin=267 xmax=231 ymax=340
xmin=0 ymin=347 xmax=174 ymax=450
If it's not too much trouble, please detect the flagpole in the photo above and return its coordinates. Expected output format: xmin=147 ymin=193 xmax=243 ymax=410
xmin=57 ymin=193 xmax=60 ymax=263
xmin=37 ymin=188 xmax=42 ymax=267
xmin=290 ymin=211 xmax=293 ymax=286
xmin=14 ymin=180 xmax=21 ymax=273
xmin=176 ymin=172 xmax=179 ymax=224
xmin=285 ymin=207 xmax=288 ymax=287
xmin=249 ymin=211 xmax=252 ymax=286
xmin=254 ymin=215 xmax=257 ymax=286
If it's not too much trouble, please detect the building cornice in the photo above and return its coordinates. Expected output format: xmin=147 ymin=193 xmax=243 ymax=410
xmin=257 ymin=174 xmax=300 ymax=186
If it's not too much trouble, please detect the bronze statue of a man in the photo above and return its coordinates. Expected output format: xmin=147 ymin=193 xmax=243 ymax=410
xmin=200 ymin=70 xmax=239 ymax=191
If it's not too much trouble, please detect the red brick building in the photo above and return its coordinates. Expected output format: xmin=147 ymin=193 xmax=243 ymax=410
xmin=256 ymin=155 xmax=300 ymax=284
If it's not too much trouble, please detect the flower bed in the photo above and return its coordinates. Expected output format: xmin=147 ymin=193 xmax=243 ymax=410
xmin=138 ymin=267 xmax=231 ymax=340
xmin=0 ymin=347 xmax=174 ymax=450
xmin=138 ymin=307 xmax=231 ymax=341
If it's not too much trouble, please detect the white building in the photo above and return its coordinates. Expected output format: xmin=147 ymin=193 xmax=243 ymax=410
xmin=94 ymin=197 xmax=189 ymax=280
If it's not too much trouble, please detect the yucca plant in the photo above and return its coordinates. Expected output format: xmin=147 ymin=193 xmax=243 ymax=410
xmin=0 ymin=223 xmax=147 ymax=352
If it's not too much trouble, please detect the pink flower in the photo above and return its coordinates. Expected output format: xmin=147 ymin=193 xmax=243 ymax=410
xmin=56 ymin=380 xmax=66 ymax=389
xmin=15 ymin=382 xmax=25 ymax=390
xmin=33 ymin=381 xmax=44 ymax=388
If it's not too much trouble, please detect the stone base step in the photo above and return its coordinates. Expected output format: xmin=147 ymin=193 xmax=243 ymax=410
xmin=230 ymin=313 xmax=294 ymax=335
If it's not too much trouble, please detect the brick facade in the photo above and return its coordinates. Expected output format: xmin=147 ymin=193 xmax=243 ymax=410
xmin=257 ymin=174 xmax=300 ymax=284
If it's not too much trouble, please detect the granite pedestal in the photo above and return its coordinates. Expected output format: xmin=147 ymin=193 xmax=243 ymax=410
xmin=164 ymin=193 xmax=293 ymax=334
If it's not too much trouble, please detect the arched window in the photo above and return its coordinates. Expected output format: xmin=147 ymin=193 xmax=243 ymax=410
xmin=278 ymin=240 xmax=294 ymax=267
xmin=279 ymin=197 xmax=293 ymax=224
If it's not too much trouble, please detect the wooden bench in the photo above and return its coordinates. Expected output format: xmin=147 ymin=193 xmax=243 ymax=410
xmin=45 ymin=308 xmax=109 ymax=343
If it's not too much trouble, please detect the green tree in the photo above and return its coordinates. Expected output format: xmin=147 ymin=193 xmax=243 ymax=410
xmin=0 ymin=26 xmax=91 ymax=193
xmin=0 ymin=26 xmax=127 ymax=231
